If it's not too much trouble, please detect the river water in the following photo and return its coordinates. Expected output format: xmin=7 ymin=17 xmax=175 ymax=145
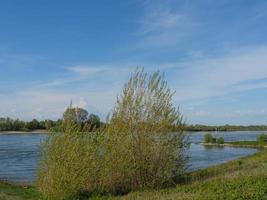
xmin=0 ymin=131 xmax=265 ymax=183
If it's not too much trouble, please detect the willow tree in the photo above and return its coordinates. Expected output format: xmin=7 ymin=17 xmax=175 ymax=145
xmin=37 ymin=68 xmax=189 ymax=199
xmin=102 ymin=68 xmax=189 ymax=193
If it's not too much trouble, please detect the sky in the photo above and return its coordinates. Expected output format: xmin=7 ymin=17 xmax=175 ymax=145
xmin=0 ymin=0 xmax=267 ymax=125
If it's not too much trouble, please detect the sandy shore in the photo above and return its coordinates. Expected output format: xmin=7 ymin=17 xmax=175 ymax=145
xmin=0 ymin=129 xmax=48 ymax=135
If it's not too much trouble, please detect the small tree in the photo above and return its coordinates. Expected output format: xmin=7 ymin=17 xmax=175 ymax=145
xmin=216 ymin=137 xmax=224 ymax=144
xmin=63 ymin=107 xmax=88 ymax=124
xmin=204 ymin=133 xmax=213 ymax=143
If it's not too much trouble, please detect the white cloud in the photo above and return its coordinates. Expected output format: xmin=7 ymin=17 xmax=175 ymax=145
xmin=135 ymin=0 xmax=197 ymax=49
xmin=73 ymin=97 xmax=88 ymax=109
xmin=171 ymin=46 xmax=267 ymax=101
xmin=68 ymin=65 xmax=107 ymax=77
xmin=1 ymin=46 xmax=266 ymax=123
xmin=138 ymin=5 xmax=184 ymax=35
xmin=0 ymin=80 xmax=121 ymax=120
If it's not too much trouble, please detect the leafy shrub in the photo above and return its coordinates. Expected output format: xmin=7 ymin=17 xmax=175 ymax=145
xmin=37 ymin=122 xmax=106 ymax=199
xmin=37 ymin=68 xmax=189 ymax=199
xmin=204 ymin=133 xmax=224 ymax=144
xmin=204 ymin=133 xmax=213 ymax=143
xmin=216 ymin=137 xmax=224 ymax=144
xmin=257 ymin=134 xmax=267 ymax=143
xmin=101 ymin=68 xmax=189 ymax=193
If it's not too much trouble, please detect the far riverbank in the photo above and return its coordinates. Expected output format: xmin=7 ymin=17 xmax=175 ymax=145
xmin=0 ymin=130 xmax=47 ymax=135
xmin=201 ymin=142 xmax=267 ymax=148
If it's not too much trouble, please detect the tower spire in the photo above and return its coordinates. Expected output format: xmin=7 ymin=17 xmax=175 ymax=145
xmin=70 ymin=99 xmax=73 ymax=108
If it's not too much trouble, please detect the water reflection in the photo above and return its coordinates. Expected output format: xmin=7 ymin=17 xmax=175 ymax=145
xmin=187 ymin=143 xmax=257 ymax=171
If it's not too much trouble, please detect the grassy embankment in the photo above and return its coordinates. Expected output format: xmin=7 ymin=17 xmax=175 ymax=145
xmin=0 ymin=181 xmax=41 ymax=200
xmin=226 ymin=140 xmax=267 ymax=148
xmin=1 ymin=149 xmax=267 ymax=200
xmin=202 ymin=141 xmax=267 ymax=148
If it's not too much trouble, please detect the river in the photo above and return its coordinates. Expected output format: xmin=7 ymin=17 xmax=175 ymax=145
xmin=0 ymin=131 xmax=265 ymax=183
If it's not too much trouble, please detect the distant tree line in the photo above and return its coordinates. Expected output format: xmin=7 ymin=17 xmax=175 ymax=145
xmin=0 ymin=107 xmax=102 ymax=132
xmin=0 ymin=117 xmax=62 ymax=132
xmin=185 ymin=124 xmax=267 ymax=132
xmin=0 ymin=108 xmax=104 ymax=132
xmin=1 ymin=117 xmax=266 ymax=132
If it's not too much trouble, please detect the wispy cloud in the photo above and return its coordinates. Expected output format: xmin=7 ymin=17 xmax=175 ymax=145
xmin=37 ymin=65 xmax=132 ymax=88
xmin=68 ymin=65 xmax=107 ymax=77
xmin=0 ymin=65 xmax=134 ymax=120
xmin=0 ymin=0 xmax=267 ymax=125
xmin=137 ymin=4 xmax=184 ymax=35
xmin=170 ymin=46 xmax=267 ymax=102
xmin=2 ymin=45 xmax=267 ymax=121
xmin=0 ymin=53 xmax=44 ymax=68
xmin=134 ymin=0 xmax=197 ymax=49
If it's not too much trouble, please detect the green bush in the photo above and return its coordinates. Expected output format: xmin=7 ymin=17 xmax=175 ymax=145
xmin=101 ymin=68 xmax=189 ymax=193
xmin=257 ymin=134 xmax=267 ymax=143
xmin=37 ymin=122 xmax=105 ymax=199
xmin=204 ymin=133 xmax=213 ymax=143
xmin=216 ymin=137 xmax=224 ymax=144
xmin=37 ymin=68 xmax=189 ymax=199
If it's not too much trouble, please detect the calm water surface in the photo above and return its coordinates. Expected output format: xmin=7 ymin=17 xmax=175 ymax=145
xmin=0 ymin=131 xmax=266 ymax=183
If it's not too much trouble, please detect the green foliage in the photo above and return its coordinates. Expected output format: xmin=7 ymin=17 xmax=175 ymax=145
xmin=37 ymin=68 xmax=189 ymax=199
xmin=26 ymin=119 xmax=42 ymax=130
xmin=204 ymin=133 xmax=213 ymax=143
xmin=60 ymin=106 xmax=102 ymax=133
xmin=204 ymin=134 xmax=224 ymax=144
xmin=63 ymin=107 xmax=88 ymax=123
xmin=102 ymin=68 xmax=188 ymax=193
xmin=0 ymin=181 xmax=42 ymax=200
xmin=111 ymin=150 xmax=267 ymax=200
xmin=257 ymin=134 xmax=267 ymax=143
xmin=228 ymin=140 xmax=267 ymax=147
xmin=86 ymin=114 xmax=101 ymax=131
xmin=37 ymin=122 xmax=105 ymax=199
xmin=216 ymin=137 xmax=224 ymax=144
xmin=0 ymin=117 xmax=61 ymax=132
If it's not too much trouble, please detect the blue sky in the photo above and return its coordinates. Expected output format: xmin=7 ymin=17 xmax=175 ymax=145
xmin=0 ymin=0 xmax=267 ymax=125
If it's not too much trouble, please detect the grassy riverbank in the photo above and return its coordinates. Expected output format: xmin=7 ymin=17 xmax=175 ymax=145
xmin=227 ymin=141 xmax=267 ymax=147
xmin=1 ymin=150 xmax=267 ymax=200
xmin=202 ymin=141 xmax=267 ymax=148
xmin=0 ymin=181 xmax=41 ymax=200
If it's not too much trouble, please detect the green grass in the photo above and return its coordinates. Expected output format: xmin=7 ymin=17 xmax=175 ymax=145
xmin=0 ymin=181 xmax=42 ymax=200
xmin=104 ymin=150 xmax=267 ymax=200
xmin=1 ymin=150 xmax=267 ymax=200
xmin=227 ymin=140 xmax=267 ymax=147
